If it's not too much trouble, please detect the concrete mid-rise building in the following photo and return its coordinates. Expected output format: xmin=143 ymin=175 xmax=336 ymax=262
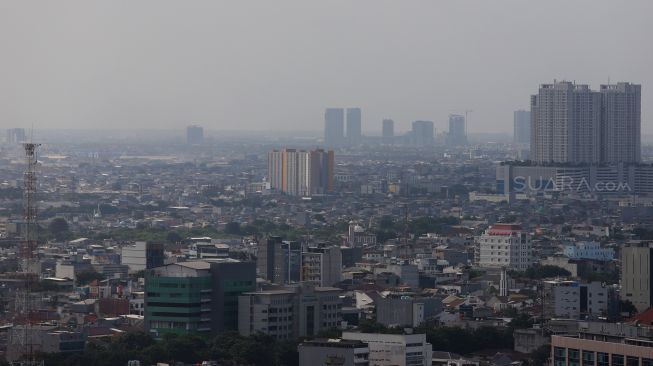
xmin=238 ymin=283 xmax=342 ymax=340
xmin=543 ymin=280 xmax=611 ymax=319
xmin=298 ymin=339 xmax=370 ymax=366
xmin=474 ymin=224 xmax=531 ymax=270
xmin=376 ymin=295 xmax=442 ymax=327
xmin=121 ymin=241 xmax=164 ymax=272
xmin=302 ymin=245 xmax=342 ymax=287
xmin=257 ymin=236 xmax=302 ymax=285
xmin=622 ymin=242 xmax=653 ymax=312
xmin=376 ymin=263 xmax=420 ymax=289
xmin=7 ymin=326 xmax=85 ymax=363
xmin=551 ymin=321 xmax=653 ymax=366
xmin=341 ymin=332 xmax=433 ymax=366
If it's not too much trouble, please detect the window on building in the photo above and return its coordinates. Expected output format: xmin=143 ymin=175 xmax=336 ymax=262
xmin=569 ymin=349 xmax=580 ymax=366
xmin=554 ymin=347 xmax=567 ymax=366
xmin=582 ymin=351 xmax=595 ymax=366
xmin=626 ymin=357 xmax=639 ymax=366
xmin=612 ymin=354 xmax=625 ymax=366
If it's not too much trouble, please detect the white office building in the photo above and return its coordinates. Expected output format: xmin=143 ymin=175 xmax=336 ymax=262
xmin=341 ymin=332 xmax=433 ymax=366
xmin=474 ymin=224 xmax=531 ymax=270
xmin=543 ymin=280 xmax=610 ymax=319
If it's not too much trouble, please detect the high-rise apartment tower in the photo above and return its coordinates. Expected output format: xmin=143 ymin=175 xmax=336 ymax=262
xmin=447 ymin=114 xmax=466 ymax=146
xmin=324 ymin=108 xmax=345 ymax=147
xmin=268 ymin=148 xmax=334 ymax=196
xmin=382 ymin=119 xmax=394 ymax=144
xmin=186 ymin=125 xmax=204 ymax=145
xmin=530 ymin=81 xmax=641 ymax=164
xmin=346 ymin=108 xmax=362 ymax=146
xmin=411 ymin=121 xmax=435 ymax=147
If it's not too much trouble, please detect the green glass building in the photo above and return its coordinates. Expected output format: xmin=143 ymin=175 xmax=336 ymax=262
xmin=145 ymin=259 xmax=255 ymax=337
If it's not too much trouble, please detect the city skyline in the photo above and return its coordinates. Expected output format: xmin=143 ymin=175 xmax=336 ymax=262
xmin=4 ymin=2 xmax=653 ymax=366
xmin=1 ymin=1 xmax=652 ymax=134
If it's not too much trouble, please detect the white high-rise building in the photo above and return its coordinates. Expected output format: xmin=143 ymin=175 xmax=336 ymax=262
xmin=531 ymin=81 xmax=601 ymax=164
xmin=474 ymin=224 xmax=531 ymax=270
xmin=530 ymin=81 xmax=641 ymax=164
xmin=267 ymin=150 xmax=284 ymax=191
xmin=600 ymin=82 xmax=641 ymax=163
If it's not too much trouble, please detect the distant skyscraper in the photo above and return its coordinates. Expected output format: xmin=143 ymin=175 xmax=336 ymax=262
xmin=411 ymin=121 xmax=435 ymax=147
xmin=324 ymin=108 xmax=344 ymax=147
xmin=268 ymin=148 xmax=334 ymax=196
xmin=6 ymin=128 xmax=26 ymax=144
xmin=186 ymin=125 xmax=204 ymax=145
xmin=600 ymin=82 xmax=641 ymax=163
xmin=531 ymin=81 xmax=601 ymax=164
xmin=382 ymin=119 xmax=394 ymax=144
xmin=346 ymin=108 xmax=362 ymax=145
xmin=309 ymin=149 xmax=335 ymax=195
xmin=531 ymin=81 xmax=641 ymax=164
xmin=513 ymin=110 xmax=531 ymax=144
xmin=447 ymin=114 xmax=466 ymax=146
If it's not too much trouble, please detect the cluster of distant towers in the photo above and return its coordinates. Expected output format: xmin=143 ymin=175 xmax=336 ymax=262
xmin=513 ymin=81 xmax=641 ymax=164
xmin=6 ymin=128 xmax=27 ymax=144
xmin=323 ymin=108 xmax=467 ymax=148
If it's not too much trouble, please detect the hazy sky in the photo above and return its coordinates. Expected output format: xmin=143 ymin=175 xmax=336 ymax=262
xmin=1 ymin=0 xmax=652 ymax=135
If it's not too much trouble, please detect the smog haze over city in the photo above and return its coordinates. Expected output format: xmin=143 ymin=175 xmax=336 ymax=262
xmin=2 ymin=2 xmax=653 ymax=366
xmin=1 ymin=0 xmax=652 ymax=136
